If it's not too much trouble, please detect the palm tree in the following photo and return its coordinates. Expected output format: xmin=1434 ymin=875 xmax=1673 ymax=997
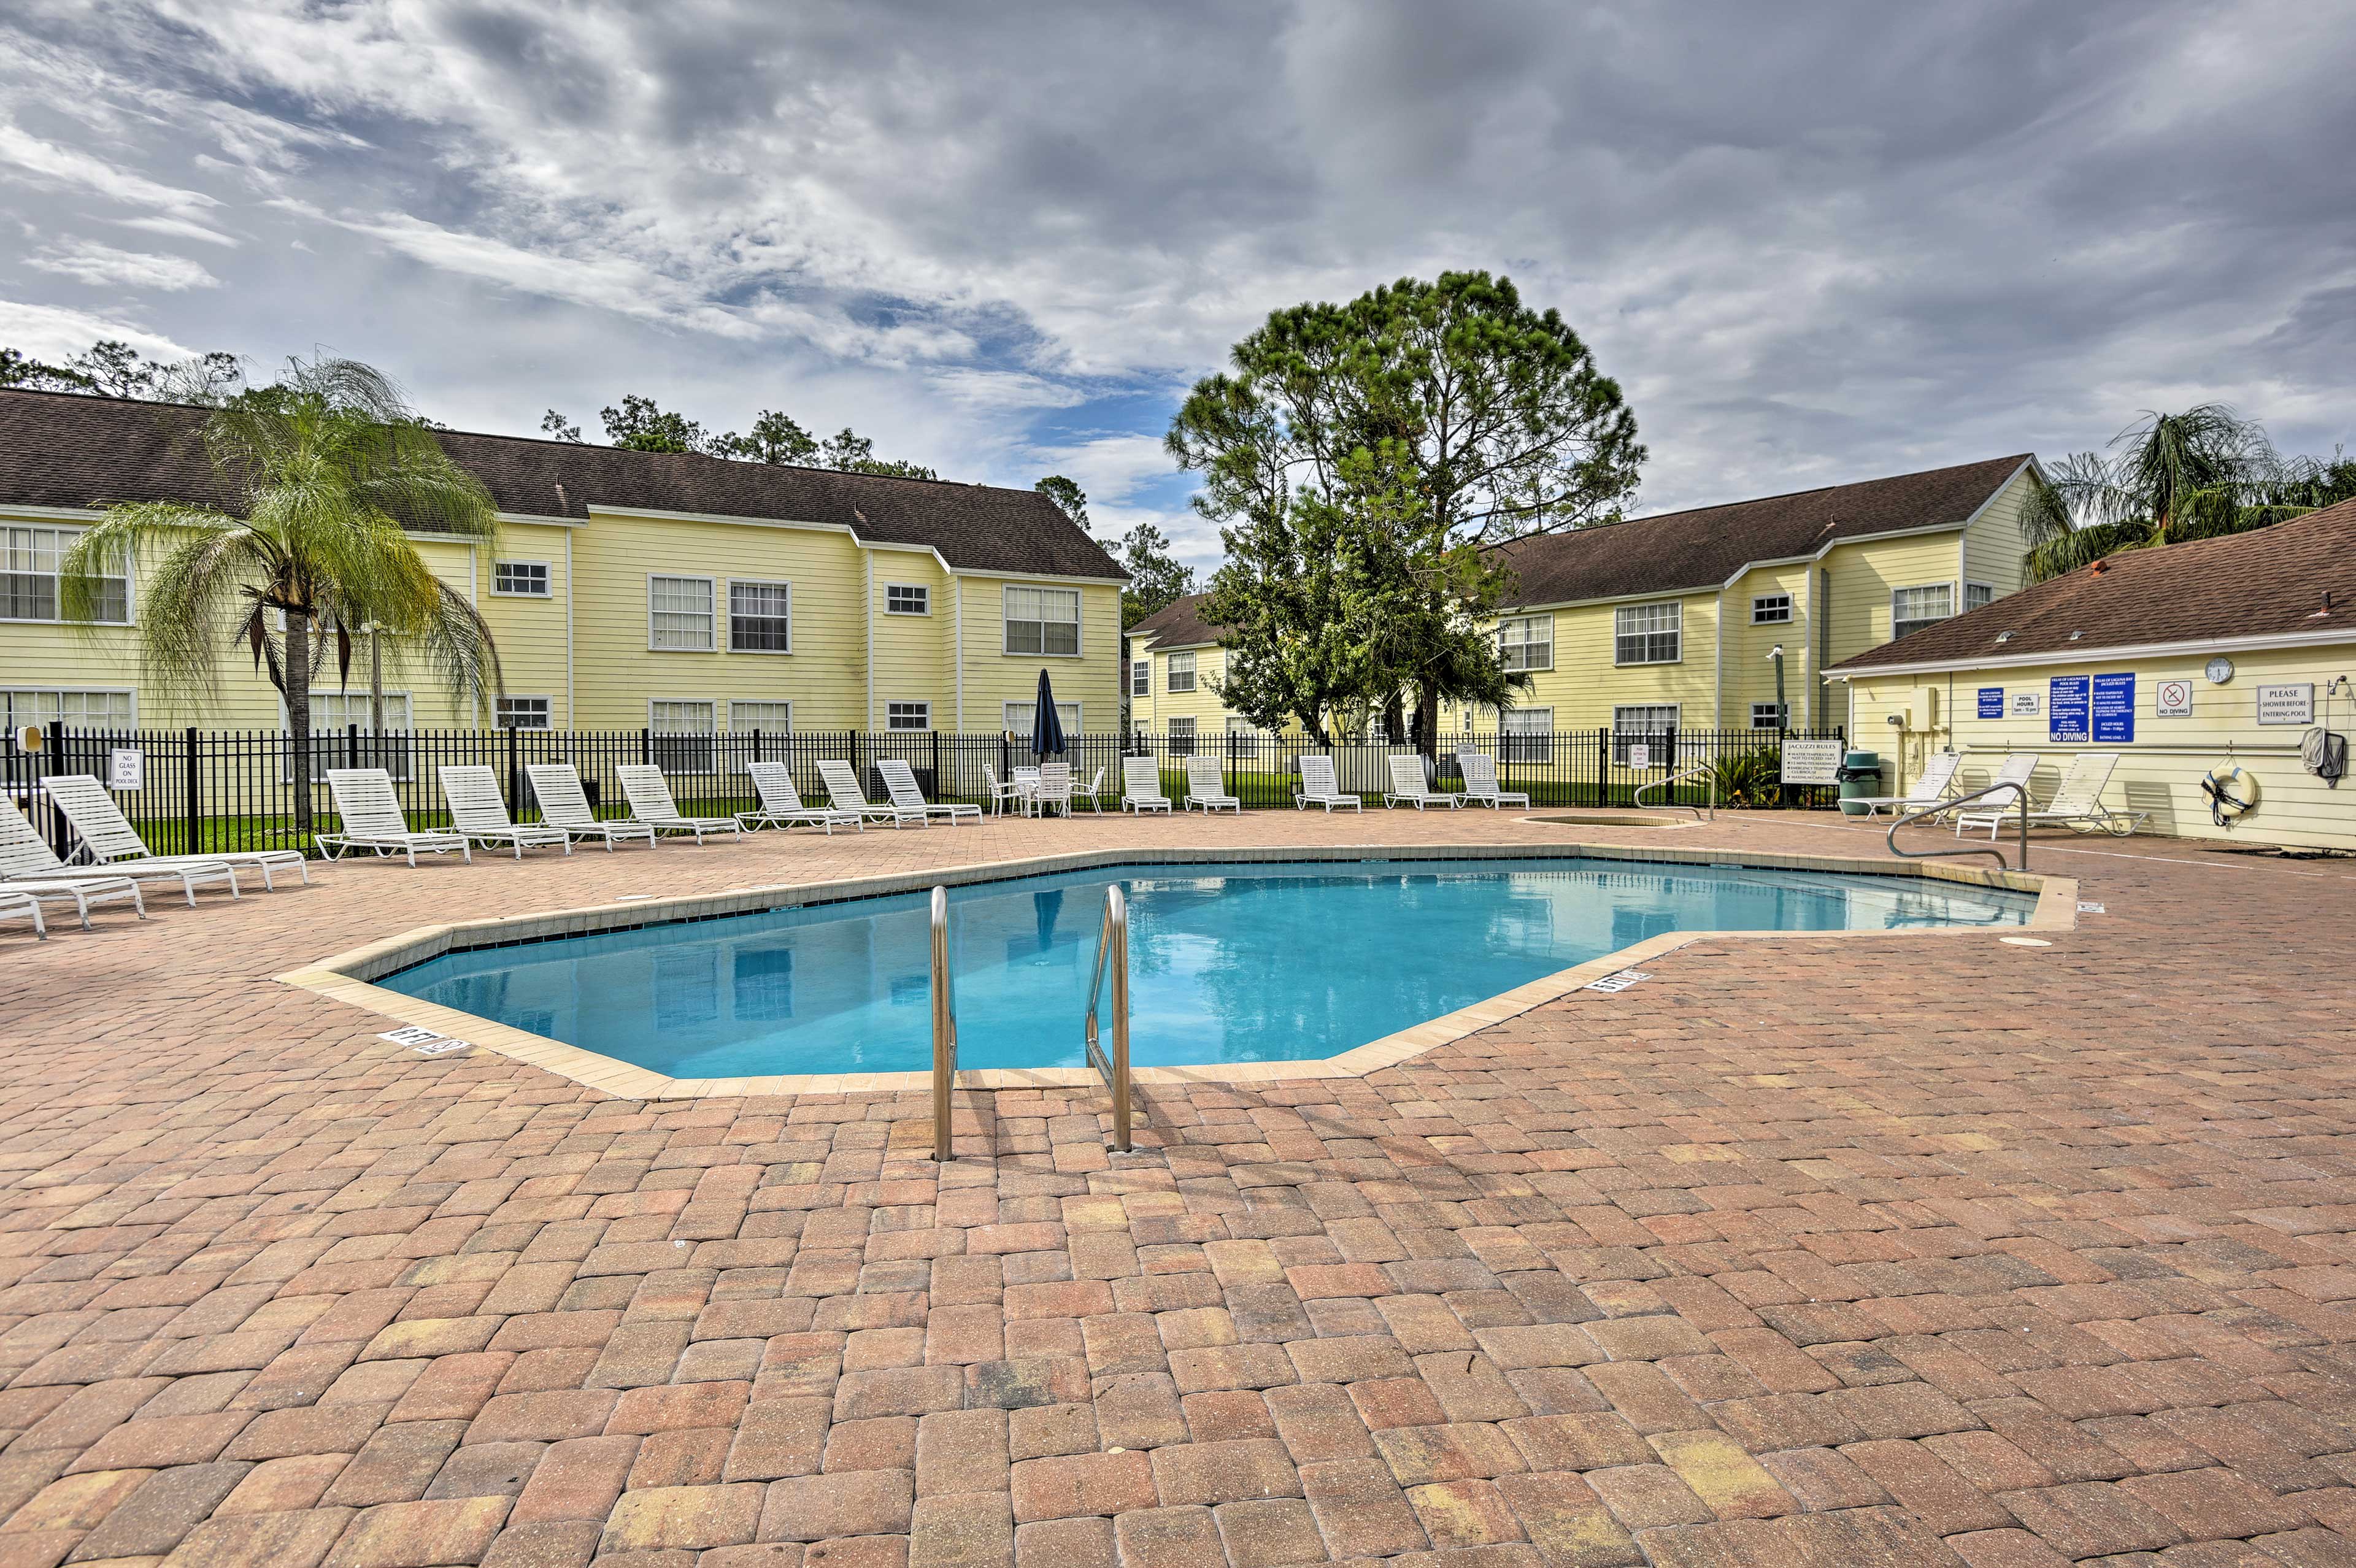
xmin=2022 ymin=404 xmax=2314 ymax=580
xmin=60 ymin=357 xmax=503 ymax=836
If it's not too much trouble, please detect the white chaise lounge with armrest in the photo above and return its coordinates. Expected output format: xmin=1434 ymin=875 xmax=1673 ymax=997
xmin=439 ymin=765 xmax=572 ymax=858
xmin=740 ymin=763 xmax=860 ymax=833
xmin=615 ymin=764 xmax=744 ymax=845
xmin=0 ymin=888 xmax=45 ymax=939
xmin=1184 ymin=755 xmax=1240 ymax=813
xmin=524 ymin=764 xmax=656 ymax=850
xmin=1948 ymin=754 xmax=2039 ymax=837
xmin=1383 ymin=754 xmax=1462 ymax=810
xmin=1121 ymin=755 xmax=1172 ymax=814
xmin=1293 ymin=754 xmax=1363 ymax=813
xmin=1957 ymin=751 xmax=2144 ymax=839
xmin=1454 ymin=750 xmax=1530 ymax=810
xmin=0 ymin=866 xmax=142 ymax=930
xmin=317 ymin=768 xmax=472 ymax=866
xmin=1849 ymin=750 xmax=1961 ymax=820
xmin=819 ymin=759 xmax=928 ymax=829
xmin=2 ymin=796 xmax=243 ymax=902
xmin=879 ymin=759 xmax=982 ymax=827
xmin=42 ymin=773 xmax=310 ymax=890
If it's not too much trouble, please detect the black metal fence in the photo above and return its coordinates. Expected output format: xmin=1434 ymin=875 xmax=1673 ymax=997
xmin=2 ymin=721 xmax=1843 ymax=858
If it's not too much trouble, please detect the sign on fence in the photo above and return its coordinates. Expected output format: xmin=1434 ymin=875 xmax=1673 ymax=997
xmin=1625 ymin=743 xmax=1650 ymax=769
xmin=1779 ymin=738 xmax=1842 ymax=785
xmin=107 ymin=748 xmax=143 ymax=791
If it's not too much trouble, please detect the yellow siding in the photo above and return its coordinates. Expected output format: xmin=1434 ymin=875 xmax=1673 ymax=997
xmin=476 ymin=525 xmax=576 ymax=725
xmin=869 ymin=549 xmax=950 ymax=730
xmin=956 ymin=577 xmax=1122 ymax=734
xmin=1847 ymin=641 xmax=2356 ymax=849
xmin=1960 ymin=466 xmax=2036 ymax=604
xmin=1468 ymin=591 xmax=1722 ymax=731
xmin=1720 ymin=563 xmax=1812 ymax=731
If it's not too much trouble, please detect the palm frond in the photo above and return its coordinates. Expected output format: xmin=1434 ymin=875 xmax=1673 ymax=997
xmin=2026 ymin=518 xmax=2155 ymax=582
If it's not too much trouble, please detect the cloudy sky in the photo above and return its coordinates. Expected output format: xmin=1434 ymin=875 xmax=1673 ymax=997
xmin=2 ymin=1 xmax=2351 ymax=570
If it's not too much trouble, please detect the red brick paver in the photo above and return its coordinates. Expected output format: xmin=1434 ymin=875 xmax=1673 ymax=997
xmin=1 ymin=808 xmax=2352 ymax=1567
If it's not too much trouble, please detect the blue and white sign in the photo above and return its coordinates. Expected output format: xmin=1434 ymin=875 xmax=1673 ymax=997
xmin=2091 ymin=673 xmax=2136 ymax=743
xmin=2049 ymin=675 xmax=2090 ymax=743
xmin=1977 ymin=687 xmax=2004 ymax=720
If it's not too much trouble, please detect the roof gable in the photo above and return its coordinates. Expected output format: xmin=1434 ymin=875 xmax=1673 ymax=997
xmin=1126 ymin=591 xmax=1223 ymax=647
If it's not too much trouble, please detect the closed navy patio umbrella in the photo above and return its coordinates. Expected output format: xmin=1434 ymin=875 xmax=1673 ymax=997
xmin=1030 ymin=668 xmax=1066 ymax=759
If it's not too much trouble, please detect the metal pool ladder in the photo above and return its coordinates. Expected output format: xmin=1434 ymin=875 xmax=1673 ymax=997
xmin=930 ymin=886 xmax=957 ymax=1159
xmin=1084 ymin=885 xmax=1133 ymax=1153
xmin=1886 ymin=781 xmax=2030 ymax=872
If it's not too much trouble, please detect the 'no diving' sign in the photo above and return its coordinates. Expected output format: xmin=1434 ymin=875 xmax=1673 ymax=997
xmin=2155 ymin=680 xmax=2193 ymax=718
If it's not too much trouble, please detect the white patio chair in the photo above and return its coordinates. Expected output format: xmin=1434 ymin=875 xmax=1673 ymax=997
xmin=1851 ymin=750 xmax=1961 ymax=819
xmin=1455 ymin=750 xmax=1531 ymax=810
xmin=1122 ymin=755 xmax=1172 ymax=813
xmin=818 ymin=759 xmax=928 ymax=828
xmin=41 ymin=774 xmax=310 ymax=890
xmin=0 ymin=888 xmax=44 ymax=940
xmin=1032 ymin=762 xmax=1075 ymax=818
xmin=525 ymin=764 xmax=656 ymax=851
xmin=1184 ymin=755 xmax=1240 ymax=813
xmin=1968 ymin=752 xmax=2144 ymax=839
xmin=439 ymin=765 xmax=572 ymax=859
xmin=741 ymin=763 xmax=860 ymax=833
xmin=317 ymin=768 xmax=472 ymax=866
xmin=980 ymin=764 xmax=1028 ymax=818
xmin=1072 ymin=766 xmax=1109 ymax=815
xmin=2 ymin=796 xmax=243 ymax=903
xmin=1383 ymin=754 xmax=1461 ymax=810
xmin=1293 ymin=753 xmax=1362 ymax=813
xmin=879 ymin=759 xmax=982 ymax=826
xmin=616 ymin=764 xmax=744 ymax=845
xmin=1950 ymin=754 xmax=2041 ymax=837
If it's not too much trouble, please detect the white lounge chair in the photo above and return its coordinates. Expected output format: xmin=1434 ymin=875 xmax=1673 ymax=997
xmin=0 ymin=889 xmax=44 ymax=939
xmin=1455 ymin=750 xmax=1531 ymax=810
xmin=1072 ymin=766 xmax=1109 ymax=815
xmin=740 ymin=763 xmax=860 ymax=833
xmin=1967 ymin=752 xmax=2144 ymax=839
xmin=1122 ymin=755 xmax=1172 ymax=814
xmin=525 ymin=764 xmax=656 ymax=851
xmin=0 ymin=868 xmax=143 ymax=930
xmin=1383 ymin=754 xmax=1461 ymax=810
xmin=819 ymin=759 xmax=928 ymax=829
xmin=1950 ymin=754 xmax=2041 ymax=837
xmin=1184 ymin=756 xmax=1240 ymax=813
xmin=41 ymin=774 xmax=311 ymax=890
xmin=1850 ymin=750 xmax=1961 ymax=819
xmin=879 ymin=759 xmax=982 ymax=827
xmin=318 ymin=768 xmax=472 ymax=866
xmin=616 ymin=764 xmax=744 ymax=845
xmin=439 ymin=765 xmax=572 ymax=859
xmin=2 ymin=798 xmax=242 ymax=904
xmin=1294 ymin=754 xmax=1362 ymax=813
xmin=980 ymin=764 xmax=1028 ymax=818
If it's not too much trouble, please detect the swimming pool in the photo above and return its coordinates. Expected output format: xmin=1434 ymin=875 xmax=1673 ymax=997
xmin=377 ymin=856 xmax=2035 ymax=1078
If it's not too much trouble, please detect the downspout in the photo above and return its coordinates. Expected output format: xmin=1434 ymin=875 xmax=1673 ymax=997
xmin=1713 ymin=587 xmax=1726 ymax=728
xmin=953 ymin=577 xmax=964 ymax=731
xmin=564 ymin=531 xmax=576 ymax=725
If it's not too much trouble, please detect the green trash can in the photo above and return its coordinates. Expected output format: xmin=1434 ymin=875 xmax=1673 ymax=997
xmin=1836 ymin=750 xmax=1881 ymax=817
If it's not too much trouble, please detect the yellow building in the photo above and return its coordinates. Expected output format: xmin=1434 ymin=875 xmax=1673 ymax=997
xmin=1128 ymin=455 xmax=2046 ymax=748
xmin=0 ymin=389 xmax=1125 ymax=741
xmin=1830 ymin=498 xmax=2356 ymax=849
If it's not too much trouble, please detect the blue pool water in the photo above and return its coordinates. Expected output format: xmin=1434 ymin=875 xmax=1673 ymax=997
xmin=380 ymin=858 xmax=2035 ymax=1077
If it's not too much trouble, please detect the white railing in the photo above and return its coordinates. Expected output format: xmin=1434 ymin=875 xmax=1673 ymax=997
xmin=1083 ymin=884 xmax=1133 ymax=1152
xmin=930 ymin=885 xmax=957 ymax=1158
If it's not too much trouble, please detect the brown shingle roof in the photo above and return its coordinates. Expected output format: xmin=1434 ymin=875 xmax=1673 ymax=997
xmin=1829 ymin=498 xmax=2356 ymax=674
xmin=0 ymin=388 xmax=1125 ymax=580
xmin=1125 ymin=591 xmax=1223 ymax=647
xmin=1489 ymin=453 xmax=2033 ymax=606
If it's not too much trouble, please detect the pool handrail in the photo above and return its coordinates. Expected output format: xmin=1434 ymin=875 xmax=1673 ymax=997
xmin=1084 ymin=884 xmax=1133 ymax=1152
xmin=1633 ymin=763 xmax=1714 ymax=821
xmin=930 ymin=885 xmax=957 ymax=1158
xmin=1887 ymin=780 xmax=2028 ymax=872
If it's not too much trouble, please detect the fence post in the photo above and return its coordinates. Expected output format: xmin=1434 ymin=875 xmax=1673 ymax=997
xmin=183 ymin=726 xmax=201 ymax=856
xmin=639 ymin=727 xmax=651 ymax=766
xmin=931 ymin=731 xmax=941 ymax=796
xmin=42 ymin=720 xmax=66 ymax=858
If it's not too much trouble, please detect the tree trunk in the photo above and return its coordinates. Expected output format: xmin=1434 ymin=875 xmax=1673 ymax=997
xmin=285 ymin=605 xmax=314 ymax=839
xmin=1382 ymin=693 xmax=1406 ymax=745
xmin=1415 ymin=683 xmax=1441 ymax=761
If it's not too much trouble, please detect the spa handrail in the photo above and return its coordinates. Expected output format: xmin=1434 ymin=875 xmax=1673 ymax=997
xmin=930 ymin=886 xmax=957 ymax=1158
xmin=1886 ymin=780 xmax=2029 ymax=873
xmin=1083 ymin=884 xmax=1133 ymax=1153
xmin=1633 ymin=764 xmax=1714 ymax=821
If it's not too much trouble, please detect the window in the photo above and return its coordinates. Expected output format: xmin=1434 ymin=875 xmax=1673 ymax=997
xmin=1003 ymin=584 xmax=1081 ymax=656
xmin=1003 ymin=701 xmax=1082 ymax=736
xmin=1614 ymin=601 xmax=1681 ymax=664
xmin=1750 ymin=701 xmax=1785 ymax=730
xmin=728 ymin=701 xmax=792 ymax=732
xmin=1612 ymin=704 xmax=1679 ymax=765
xmin=1168 ymin=716 xmax=1197 ymax=756
xmin=886 ymin=702 xmax=930 ymax=731
xmin=1752 ymin=593 xmax=1792 ymax=625
xmin=1891 ymin=583 xmax=1954 ymax=641
xmin=496 ymin=695 xmax=552 ymax=729
xmin=1496 ymin=615 xmax=1553 ymax=672
xmin=1131 ymin=659 xmax=1150 ymax=698
xmin=649 ymin=575 xmax=715 ymax=650
xmin=728 ymin=580 xmax=791 ymax=652
xmin=1226 ymin=717 xmax=1261 ymax=758
xmin=4 ymin=525 xmax=126 ymax=623
xmin=1965 ymin=582 xmax=1995 ymax=613
xmin=493 ymin=561 xmax=550 ymax=597
xmin=1501 ymin=708 xmax=1553 ymax=764
xmin=649 ymin=700 xmax=715 ymax=771
xmin=885 ymin=583 xmax=929 ymax=616
xmin=2 ymin=689 xmax=133 ymax=730
xmin=1166 ymin=652 xmax=1197 ymax=693
xmin=302 ymin=691 xmax=414 ymax=778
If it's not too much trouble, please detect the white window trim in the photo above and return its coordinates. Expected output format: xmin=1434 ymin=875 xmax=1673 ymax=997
xmin=1 ymin=523 xmax=133 ymax=626
xmin=1001 ymin=582 xmax=1084 ymax=659
xmin=1750 ymin=701 xmax=1785 ymax=729
xmin=727 ymin=578 xmax=794 ymax=655
xmin=1750 ymin=593 xmax=1792 ymax=625
xmin=496 ymin=694 xmax=554 ymax=729
xmin=883 ymin=583 xmax=931 ymax=616
xmin=647 ymin=572 xmax=717 ymax=653
xmin=1130 ymin=659 xmax=1150 ymax=698
xmin=491 ymin=560 xmax=552 ymax=598
xmin=726 ymin=701 xmax=793 ymax=732
xmin=1612 ymin=601 xmax=1683 ymax=666
xmin=1003 ymin=701 xmax=1082 ymax=733
xmin=2 ymin=686 xmax=138 ymax=729
xmin=1497 ymin=614 xmax=1553 ymax=673
xmin=1891 ymin=581 xmax=1958 ymax=637
xmin=1611 ymin=703 xmax=1681 ymax=764
xmin=1166 ymin=651 xmax=1198 ymax=693
xmin=885 ymin=701 xmax=932 ymax=732
xmin=646 ymin=698 xmax=717 ymax=729
xmin=1965 ymin=580 xmax=1995 ymax=612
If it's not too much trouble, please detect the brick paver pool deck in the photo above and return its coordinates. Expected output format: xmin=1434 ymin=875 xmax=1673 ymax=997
xmin=1 ymin=808 xmax=2350 ymax=1568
